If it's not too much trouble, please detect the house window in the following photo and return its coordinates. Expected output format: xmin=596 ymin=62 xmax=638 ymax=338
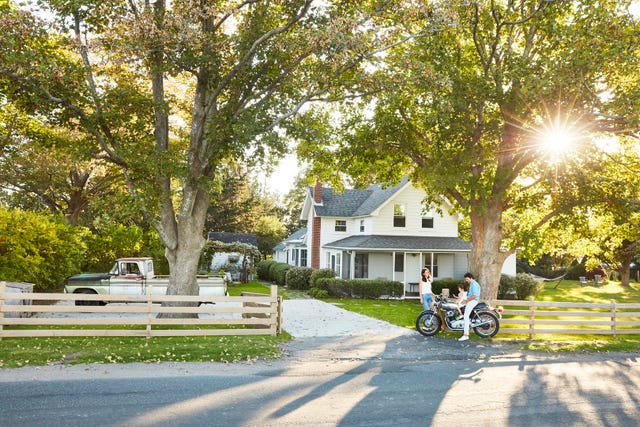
xmin=300 ymin=249 xmax=307 ymax=267
xmin=335 ymin=220 xmax=347 ymax=232
xmin=394 ymin=253 xmax=404 ymax=272
xmin=393 ymin=204 xmax=406 ymax=227
xmin=292 ymin=249 xmax=298 ymax=265
xmin=360 ymin=219 xmax=365 ymax=232
xmin=355 ymin=253 xmax=368 ymax=278
xmin=425 ymin=254 xmax=439 ymax=277
xmin=422 ymin=217 xmax=434 ymax=228
xmin=335 ymin=253 xmax=341 ymax=277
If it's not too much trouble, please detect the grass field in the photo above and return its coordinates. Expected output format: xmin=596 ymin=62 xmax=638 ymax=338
xmin=0 ymin=281 xmax=291 ymax=368
xmin=2 ymin=280 xmax=638 ymax=368
xmin=324 ymin=279 xmax=640 ymax=353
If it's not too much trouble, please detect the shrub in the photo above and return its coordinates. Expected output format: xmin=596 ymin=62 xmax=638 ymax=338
xmin=515 ymin=273 xmax=544 ymax=300
xmin=310 ymin=268 xmax=336 ymax=287
xmin=313 ymin=278 xmax=403 ymax=299
xmin=256 ymin=260 xmax=275 ymax=281
xmin=286 ymin=267 xmax=314 ymax=290
xmin=0 ymin=208 xmax=88 ymax=290
xmin=498 ymin=275 xmax=517 ymax=299
xmin=309 ymin=287 xmax=329 ymax=299
xmin=431 ymin=278 xmax=463 ymax=296
xmin=271 ymin=262 xmax=290 ymax=286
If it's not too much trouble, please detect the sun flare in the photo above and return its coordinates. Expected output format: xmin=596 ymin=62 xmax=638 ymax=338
xmin=541 ymin=126 xmax=575 ymax=154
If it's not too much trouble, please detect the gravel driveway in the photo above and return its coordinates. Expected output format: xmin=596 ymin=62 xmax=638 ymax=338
xmin=281 ymin=299 xmax=412 ymax=338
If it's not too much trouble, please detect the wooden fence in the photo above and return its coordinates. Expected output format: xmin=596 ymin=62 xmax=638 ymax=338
xmin=492 ymin=298 xmax=640 ymax=338
xmin=0 ymin=282 xmax=281 ymax=338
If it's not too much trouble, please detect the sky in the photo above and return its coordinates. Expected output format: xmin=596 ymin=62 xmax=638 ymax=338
xmin=262 ymin=153 xmax=302 ymax=196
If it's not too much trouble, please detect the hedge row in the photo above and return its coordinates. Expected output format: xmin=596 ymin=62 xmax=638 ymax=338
xmin=313 ymin=278 xmax=403 ymax=299
xmin=499 ymin=273 xmax=544 ymax=300
xmin=255 ymin=260 xmax=290 ymax=286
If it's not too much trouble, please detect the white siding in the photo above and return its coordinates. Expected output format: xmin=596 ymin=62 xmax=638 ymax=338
xmin=501 ymin=253 xmax=517 ymax=276
xmin=369 ymin=184 xmax=459 ymax=237
xmin=368 ymin=253 xmax=393 ymax=279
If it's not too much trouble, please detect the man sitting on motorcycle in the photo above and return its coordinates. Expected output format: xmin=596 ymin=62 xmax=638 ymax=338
xmin=459 ymin=272 xmax=481 ymax=341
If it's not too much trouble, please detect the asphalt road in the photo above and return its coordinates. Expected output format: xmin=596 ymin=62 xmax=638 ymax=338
xmin=1 ymin=300 xmax=639 ymax=426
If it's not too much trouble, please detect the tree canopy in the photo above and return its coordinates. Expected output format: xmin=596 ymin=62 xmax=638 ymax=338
xmin=300 ymin=0 xmax=640 ymax=297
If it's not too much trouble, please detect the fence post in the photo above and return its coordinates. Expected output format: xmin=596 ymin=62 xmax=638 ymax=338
xmin=0 ymin=281 xmax=5 ymax=340
xmin=146 ymin=285 xmax=153 ymax=339
xmin=270 ymin=285 xmax=279 ymax=335
xmin=611 ymin=299 xmax=617 ymax=338
xmin=528 ymin=296 xmax=535 ymax=340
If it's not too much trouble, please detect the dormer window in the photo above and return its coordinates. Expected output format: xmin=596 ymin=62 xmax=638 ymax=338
xmin=393 ymin=204 xmax=406 ymax=227
xmin=335 ymin=220 xmax=347 ymax=232
xmin=422 ymin=217 xmax=434 ymax=228
xmin=360 ymin=219 xmax=365 ymax=232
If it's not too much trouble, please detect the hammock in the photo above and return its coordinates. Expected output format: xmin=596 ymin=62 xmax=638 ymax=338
xmin=529 ymin=272 xmax=568 ymax=289
xmin=529 ymin=272 xmax=568 ymax=282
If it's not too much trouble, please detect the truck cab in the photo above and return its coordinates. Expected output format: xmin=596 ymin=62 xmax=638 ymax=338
xmin=110 ymin=257 xmax=154 ymax=280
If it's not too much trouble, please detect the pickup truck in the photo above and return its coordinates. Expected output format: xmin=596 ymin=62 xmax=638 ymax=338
xmin=64 ymin=257 xmax=227 ymax=305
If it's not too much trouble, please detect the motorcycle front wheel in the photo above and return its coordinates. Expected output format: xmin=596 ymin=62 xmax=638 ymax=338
xmin=416 ymin=310 xmax=441 ymax=336
xmin=473 ymin=311 xmax=500 ymax=338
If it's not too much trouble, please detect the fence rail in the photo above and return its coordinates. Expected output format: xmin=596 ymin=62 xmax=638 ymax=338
xmin=0 ymin=282 xmax=281 ymax=338
xmin=491 ymin=298 xmax=640 ymax=338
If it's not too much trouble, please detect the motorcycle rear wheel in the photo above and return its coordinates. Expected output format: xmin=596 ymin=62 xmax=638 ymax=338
xmin=416 ymin=310 xmax=441 ymax=336
xmin=473 ymin=311 xmax=500 ymax=338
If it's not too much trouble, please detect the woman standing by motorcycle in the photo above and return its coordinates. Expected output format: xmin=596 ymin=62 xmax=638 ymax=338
xmin=419 ymin=268 xmax=433 ymax=311
xmin=459 ymin=272 xmax=480 ymax=341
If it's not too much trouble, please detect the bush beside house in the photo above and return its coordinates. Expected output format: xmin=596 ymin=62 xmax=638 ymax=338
xmin=286 ymin=267 xmax=314 ymax=290
xmin=313 ymin=278 xmax=403 ymax=299
xmin=499 ymin=273 xmax=544 ymax=300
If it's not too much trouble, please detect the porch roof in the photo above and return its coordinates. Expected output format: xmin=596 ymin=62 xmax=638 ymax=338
xmin=323 ymin=235 xmax=471 ymax=252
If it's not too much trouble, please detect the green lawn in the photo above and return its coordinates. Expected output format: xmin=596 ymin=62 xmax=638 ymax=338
xmin=0 ymin=281 xmax=291 ymax=368
xmin=2 ymin=280 xmax=638 ymax=368
xmin=324 ymin=279 xmax=640 ymax=353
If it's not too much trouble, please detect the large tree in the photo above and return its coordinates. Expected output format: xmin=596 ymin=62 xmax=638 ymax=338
xmin=1 ymin=1 xmax=410 ymax=303
xmin=301 ymin=0 xmax=640 ymax=298
xmin=0 ymin=102 xmax=124 ymax=225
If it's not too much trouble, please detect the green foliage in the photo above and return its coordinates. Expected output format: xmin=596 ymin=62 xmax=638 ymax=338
xmin=285 ymin=267 xmax=313 ymax=290
xmin=514 ymin=273 xmax=544 ymax=300
xmin=0 ymin=208 xmax=87 ymax=290
xmin=270 ymin=262 xmax=290 ymax=286
xmin=309 ymin=268 xmax=336 ymax=288
xmin=82 ymin=223 xmax=145 ymax=272
xmin=431 ymin=278 xmax=464 ymax=296
xmin=201 ymin=240 xmax=261 ymax=277
xmin=256 ymin=260 xmax=276 ymax=280
xmin=309 ymin=287 xmax=329 ymax=299
xmin=313 ymin=278 xmax=403 ymax=299
xmin=255 ymin=215 xmax=287 ymax=258
xmin=498 ymin=275 xmax=517 ymax=300
xmin=255 ymin=260 xmax=290 ymax=285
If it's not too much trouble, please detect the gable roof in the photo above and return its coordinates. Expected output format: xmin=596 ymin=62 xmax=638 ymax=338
xmin=284 ymin=227 xmax=307 ymax=242
xmin=323 ymin=235 xmax=471 ymax=252
xmin=207 ymin=232 xmax=258 ymax=246
xmin=312 ymin=176 xmax=409 ymax=218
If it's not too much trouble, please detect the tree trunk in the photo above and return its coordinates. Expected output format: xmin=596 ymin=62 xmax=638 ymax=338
xmin=618 ymin=245 xmax=633 ymax=287
xmin=156 ymin=185 xmax=210 ymax=319
xmin=469 ymin=200 xmax=511 ymax=300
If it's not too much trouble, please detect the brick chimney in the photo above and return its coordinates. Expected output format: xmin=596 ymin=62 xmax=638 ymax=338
xmin=313 ymin=180 xmax=323 ymax=204
xmin=311 ymin=179 xmax=322 ymax=268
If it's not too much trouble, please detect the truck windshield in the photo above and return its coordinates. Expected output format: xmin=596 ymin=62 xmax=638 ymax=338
xmin=109 ymin=263 xmax=118 ymax=275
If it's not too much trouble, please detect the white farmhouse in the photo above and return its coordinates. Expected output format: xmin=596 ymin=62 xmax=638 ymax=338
xmin=275 ymin=176 xmax=515 ymax=296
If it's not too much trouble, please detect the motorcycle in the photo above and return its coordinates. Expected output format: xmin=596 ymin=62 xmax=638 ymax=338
xmin=416 ymin=294 xmax=502 ymax=338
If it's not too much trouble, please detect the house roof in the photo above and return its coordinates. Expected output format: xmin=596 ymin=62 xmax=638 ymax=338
xmin=323 ymin=235 xmax=471 ymax=252
xmin=284 ymin=227 xmax=307 ymax=242
xmin=207 ymin=232 xmax=258 ymax=246
xmin=312 ymin=176 xmax=409 ymax=217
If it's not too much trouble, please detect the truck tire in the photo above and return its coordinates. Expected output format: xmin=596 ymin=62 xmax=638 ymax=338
xmin=74 ymin=289 xmax=102 ymax=306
